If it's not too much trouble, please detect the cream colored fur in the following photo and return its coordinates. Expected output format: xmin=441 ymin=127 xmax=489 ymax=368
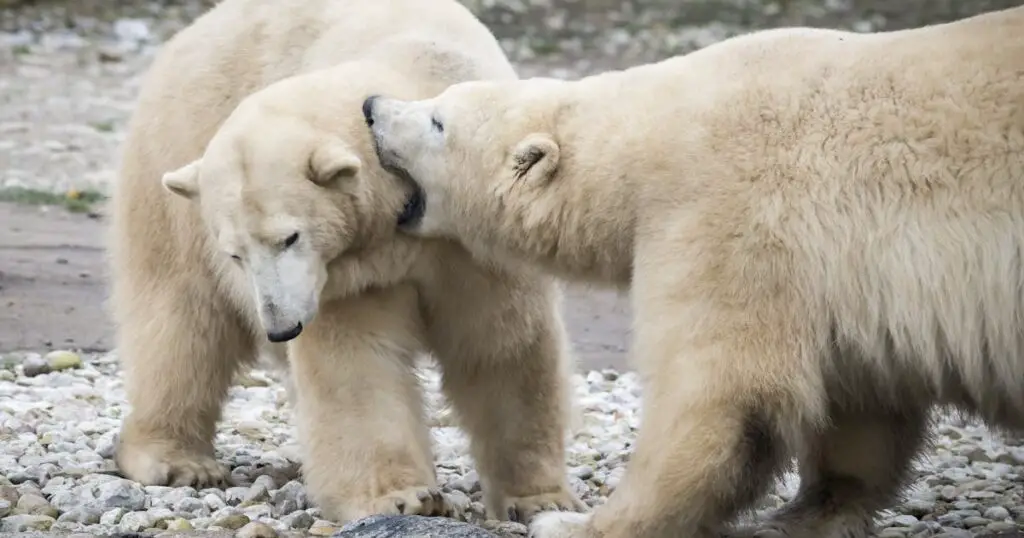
xmin=365 ymin=6 xmax=1024 ymax=537
xmin=107 ymin=0 xmax=584 ymax=523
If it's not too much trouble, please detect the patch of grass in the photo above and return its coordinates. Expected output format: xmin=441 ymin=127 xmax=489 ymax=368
xmin=89 ymin=120 xmax=116 ymax=133
xmin=0 ymin=186 xmax=106 ymax=213
xmin=529 ymin=38 xmax=561 ymax=57
xmin=12 ymin=44 xmax=31 ymax=56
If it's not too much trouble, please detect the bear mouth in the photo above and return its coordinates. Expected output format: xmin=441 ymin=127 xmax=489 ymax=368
xmin=369 ymin=132 xmax=427 ymax=229
xmin=381 ymin=156 xmax=426 ymax=229
xmin=396 ymin=180 xmax=425 ymax=229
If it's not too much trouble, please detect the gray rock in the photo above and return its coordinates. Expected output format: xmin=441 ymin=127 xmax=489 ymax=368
xmin=891 ymin=514 xmax=919 ymax=527
xmin=15 ymin=492 xmax=57 ymax=517
xmin=901 ymin=499 xmax=936 ymax=517
xmin=236 ymin=520 xmax=279 ymax=538
xmin=281 ymin=510 xmax=315 ymax=530
xmin=243 ymin=483 xmax=270 ymax=504
xmin=118 ymin=509 xmax=152 ymax=532
xmin=56 ymin=504 xmax=102 ymax=524
xmin=173 ymin=495 xmax=209 ymax=516
xmin=333 ymin=515 xmax=498 ymax=537
xmin=147 ymin=506 xmax=176 ymax=528
xmin=0 ymin=485 xmax=18 ymax=505
xmin=205 ymin=492 xmax=229 ymax=510
xmin=8 ymin=466 xmax=49 ymax=485
xmin=984 ymin=505 xmax=1011 ymax=520
xmin=252 ymin=474 xmax=277 ymax=491
xmin=450 ymin=471 xmax=482 ymax=495
xmin=95 ymin=478 xmax=146 ymax=511
xmin=21 ymin=356 xmax=50 ymax=377
xmin=933 ymin=530 xmax=972 ymax=538
xmin=272 ymin=480 xmax=307 ymax=511
xmin=0 ymin=513 xmax=55 ymax=532
xmin=225 ymin=486 xmax=249 ymax=506
xmin=99 ymin=507 xmax=125 ymax=525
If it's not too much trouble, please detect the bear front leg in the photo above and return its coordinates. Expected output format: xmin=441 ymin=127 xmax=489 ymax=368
xmin=417 ymin=254 xmax=583 ymax=523
xmin=113 ymin=270 xmax=253 ymax=488
xmin=529 ymin=288 xmax=813 ymax=538
xmin=288 ymin=284 xmax=454 ymax=524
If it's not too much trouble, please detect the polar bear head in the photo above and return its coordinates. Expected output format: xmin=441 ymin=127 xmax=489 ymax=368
xmin=362 ymin=79 xmax=571 ymax=237
xmin=161 ymin=71 xmax=416 ymax=343
xmin=362 ymin=77 xmax=636 ymax=283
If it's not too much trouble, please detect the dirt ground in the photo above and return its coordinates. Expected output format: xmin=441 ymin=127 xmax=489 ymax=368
xmin=0 ymin=200 xmax=634 ymax=369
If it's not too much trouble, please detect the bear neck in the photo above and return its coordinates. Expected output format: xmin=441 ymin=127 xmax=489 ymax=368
xmin=471 ymin=147 xmax=638 ymax=290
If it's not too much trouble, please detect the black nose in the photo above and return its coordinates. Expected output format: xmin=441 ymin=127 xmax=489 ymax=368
xmin=267 ymin=322 xmax=303 ymax=343
xmin=362 ymin=95 xmax=379 ymax=126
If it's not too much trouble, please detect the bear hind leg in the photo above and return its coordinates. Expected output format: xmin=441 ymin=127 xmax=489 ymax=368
xmin=529 ymin=306 xmax=811 ymax=538
xmin=731 ymin=407 xmax=930 ymax=538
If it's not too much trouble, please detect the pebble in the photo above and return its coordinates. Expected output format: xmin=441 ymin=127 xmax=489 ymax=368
xmin=0 ymin=514 xmax=55 ymax=532
xmin=118 ymin=510 xmax=152 ymax=532
xmin=984 ymin=506 xmax=1011 ymax=520
xmin=336 ymin=515 xmax=499 ymax=537
xmin=20 ymin=355 xmax=50 ymax=377
xmin=96 ymin=479 xmax=147 ymax=511
xmin=44 ymin=350 xmax=82 ymax=371
xmin=214 ymin=513 xmax=251 ymax=530
xmin=236 ymin=520 xmax=279 ymax=537
xmin=166 ymin=517 xmax=194 ymax=530
xmin=281 ymin=510 xmax=315 ymax=530
xmin=14 ymin=493 xmax=56 ymax=518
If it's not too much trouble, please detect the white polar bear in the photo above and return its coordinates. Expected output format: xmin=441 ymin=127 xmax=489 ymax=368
xmin=108 ymin=0 xmax=584 ymax=524
xmin=364 ymin=5 xmax=1024 ymax=538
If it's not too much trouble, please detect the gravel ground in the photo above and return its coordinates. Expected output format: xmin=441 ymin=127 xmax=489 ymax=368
xmin=4 ymin=0 xmax=1024 ymax=536
xmin=4 ymin=351 xmax=1024 ymax=537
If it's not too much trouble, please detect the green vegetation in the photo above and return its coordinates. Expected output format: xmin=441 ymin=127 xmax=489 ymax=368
xmin=0 ymin=186 xmax=106 ymax=213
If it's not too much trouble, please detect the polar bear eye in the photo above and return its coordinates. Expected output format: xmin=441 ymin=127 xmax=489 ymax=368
xmin=283 ymin=232 xmax=300 ymax=248
xmin=229 ymin=254 xmax=242 ymax=263
xmin=431 ymin=116 xmax=444 ymax=133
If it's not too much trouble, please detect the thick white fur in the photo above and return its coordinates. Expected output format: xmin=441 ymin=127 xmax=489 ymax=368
xmin=365 ymin=6 xmax=1024 ymax=537
xmin=107 ymin=0 xmax=584 ymax=523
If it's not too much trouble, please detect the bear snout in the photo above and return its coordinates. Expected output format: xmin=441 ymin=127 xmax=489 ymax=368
xmin=362 ymin=95 xmax=379 ymax=127
xmin=267 ymin=322 xmax=303 ymax=343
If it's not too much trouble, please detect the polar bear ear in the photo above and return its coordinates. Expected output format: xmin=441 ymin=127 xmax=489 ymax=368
xmin=308 ymin=142 xmax=362 ymax=187
xmin=511 ymin=133 xmax=559 ymax=186
xmin=161 ymin=159 xmax=202 ymax=200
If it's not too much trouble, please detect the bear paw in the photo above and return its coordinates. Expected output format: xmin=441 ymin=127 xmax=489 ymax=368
xmin=115 ymin=440 xmax=230 ymax=488
xmin=506 ymin=491 xmax=587 ymax=523
xmin=365 ymin=486 xmax=460 ymax=519
xmin=528 ymin=511 xmax=594 ymax=538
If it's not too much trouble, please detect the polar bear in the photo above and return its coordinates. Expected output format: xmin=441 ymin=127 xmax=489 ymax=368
xmin=364 ymin=6 xmax=1024 ymax=538
xmin=107 ymin=0 xmax=584 ymax=524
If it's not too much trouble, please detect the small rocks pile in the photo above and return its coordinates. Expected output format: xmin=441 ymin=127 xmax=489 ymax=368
xmin=2 ymin=352 xmax=1024 ymax=537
